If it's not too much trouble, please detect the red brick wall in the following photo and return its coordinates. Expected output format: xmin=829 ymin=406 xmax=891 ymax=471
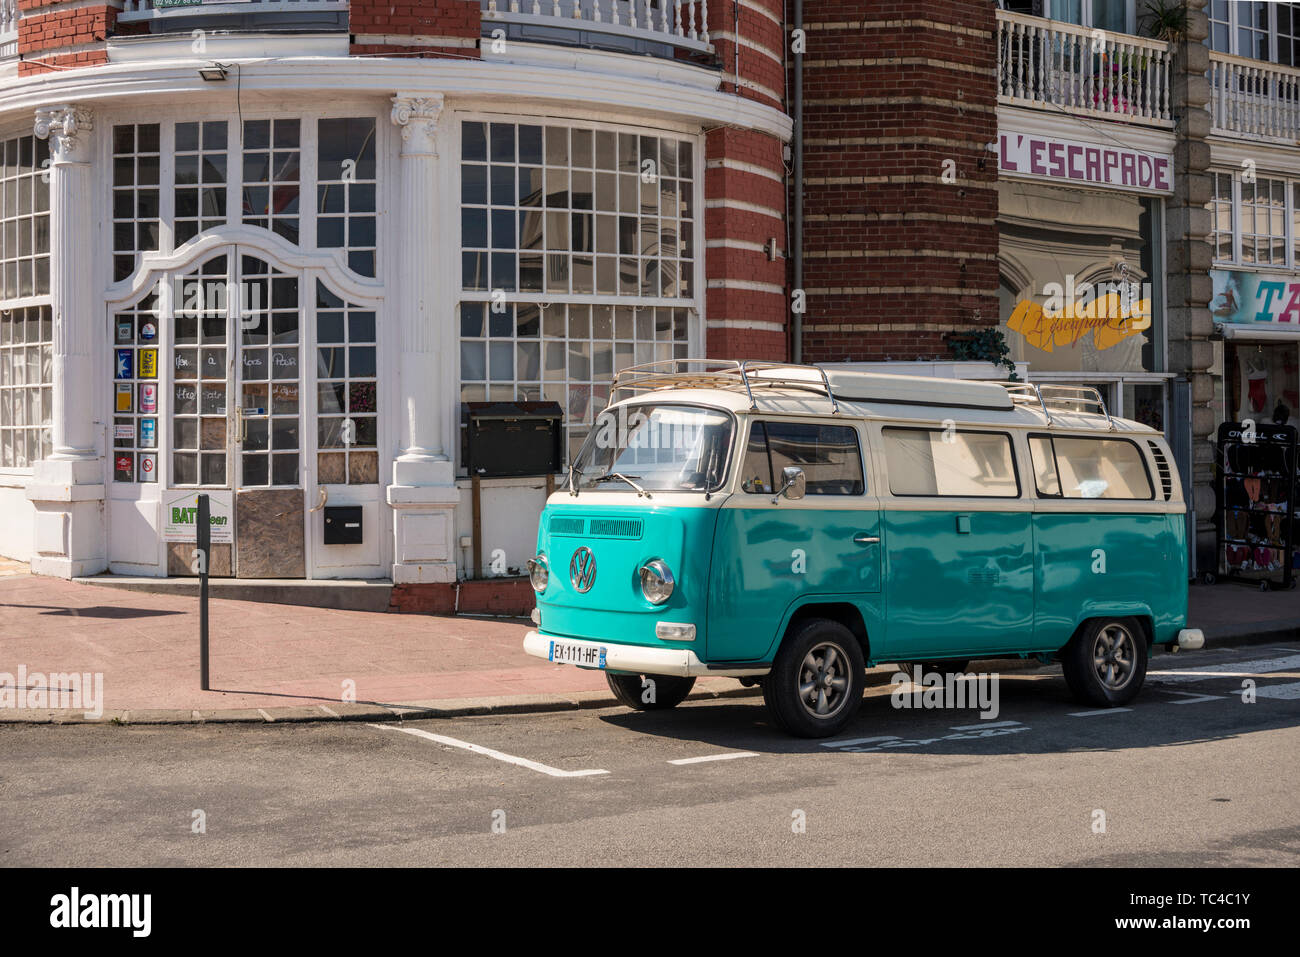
xmin=350 ymin=0 xmax=481 ymax=58
xmin=17 ymin=0 xmax=117 ymax=76
xmin=391 ymin=578 xmax=534 ymax=616
xmin=703 ymin=0 xmax=790 ymax=362
xmin=795 ymin=0 xmax=1000 ymax=362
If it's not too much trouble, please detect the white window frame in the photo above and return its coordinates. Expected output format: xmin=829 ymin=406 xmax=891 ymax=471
xmin=454 ymin=112 xmax=707 ymax=470
xmin=1044 ymin=0 xmax=1137 ymax=35
xmin=1208 ymin=166 xmax=1300 ymax=270
xmin=1208 ymin=1 xmax=1300 ymax=63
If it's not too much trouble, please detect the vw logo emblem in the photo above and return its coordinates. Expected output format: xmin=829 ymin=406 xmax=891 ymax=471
xmin=569 ymin=547 xmax=597 ymax=592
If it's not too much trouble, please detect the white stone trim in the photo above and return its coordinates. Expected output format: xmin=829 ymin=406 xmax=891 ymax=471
xmin=354 ymin=34 xmax=479 ymax=49
xmin=705 ymin=157 xmax=785 ymax=181
xmin=704 ymin=197 xmax=783 ymax=220
xmin=706 ymin=319 xmax=786 ymax=331
xmin=706 ymin=279 xmax=785 ymax=294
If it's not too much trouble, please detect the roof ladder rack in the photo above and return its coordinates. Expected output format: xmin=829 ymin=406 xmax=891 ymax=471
xmin=1002 ymin=382 xmax=1116 ymax=430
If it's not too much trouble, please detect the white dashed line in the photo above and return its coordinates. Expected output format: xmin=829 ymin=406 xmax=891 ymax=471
xmin=366 ymin=723 xmax=608 ymax=777
xmin=667 ymin=752 xmax=760 ymax=765
xmin=257 ymin=709 xmax=274 ymax=722
xmin=1068 ymin=707 xmax=1133 ymax=717
xmin=1153 ymin=689 xmax=1225 ymax=705
xmin=948 ymin=720 xmax=1023 ymax=731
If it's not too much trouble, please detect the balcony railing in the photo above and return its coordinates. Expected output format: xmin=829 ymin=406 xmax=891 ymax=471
xmin=482 ymin=0 xmax=712 ymax=56
xmin=1 ymin=0 xmax=18 ymax=58
xmin=1208 ymin=51 xmax=1300 ymax=142
xmin=117 ymin=0 xmax=349 ymax=25
xmin=996 ymin=10 xmax=1173 ymax=127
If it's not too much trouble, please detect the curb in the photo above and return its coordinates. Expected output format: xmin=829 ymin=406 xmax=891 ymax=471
xmin=0 ymin=631 xmax=1285 ymax=727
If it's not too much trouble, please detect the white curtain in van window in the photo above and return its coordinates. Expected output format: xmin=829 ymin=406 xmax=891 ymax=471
xmin=884 ymin=429 xmax=1018 ymax=498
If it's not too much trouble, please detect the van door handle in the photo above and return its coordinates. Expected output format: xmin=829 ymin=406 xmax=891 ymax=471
xmin=853 ymin=534 xmax=880 ymax=545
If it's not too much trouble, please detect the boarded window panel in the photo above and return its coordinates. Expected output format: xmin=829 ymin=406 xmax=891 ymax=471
xmin=1053 ymin=436 xmax=1153 ymax=500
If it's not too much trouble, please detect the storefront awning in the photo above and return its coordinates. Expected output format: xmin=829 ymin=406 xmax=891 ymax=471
xmin=1216 ymin=323 xmax=1300 ymax=341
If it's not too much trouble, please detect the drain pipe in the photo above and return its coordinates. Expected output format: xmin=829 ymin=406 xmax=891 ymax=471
xmin=792 ymin=0 xmax=804 ymax=364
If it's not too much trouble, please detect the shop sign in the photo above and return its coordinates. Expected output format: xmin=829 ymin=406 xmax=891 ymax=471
xmin=1210 ymin=268 xmax=1300 ymax=325
xmin=999 ymin=131 xmax=1172 ymax=194
xmin=1005 ymin=277 xmax=1151 ymax=353
xmin=140 ymin=418 xmax=157 ymax=448
xmin=162 ymin=491 xmax=233 ymax=544
xmin=115 ymin=384 xmax=133 ymax=412
xmin=139 ymin=349 xmax=158 ymax=379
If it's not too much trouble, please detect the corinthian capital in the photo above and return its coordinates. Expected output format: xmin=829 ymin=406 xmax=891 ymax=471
xmin=390 ymin=94 xmax=444 ymax=156
xmin=34 ymin=105 xmax=94 ymax=162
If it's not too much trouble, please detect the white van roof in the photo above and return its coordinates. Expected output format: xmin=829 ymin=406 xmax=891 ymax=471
xmin=608 ymin=360 xmax=1159 ymax=435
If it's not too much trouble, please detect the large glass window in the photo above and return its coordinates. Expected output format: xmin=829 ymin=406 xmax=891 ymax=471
xmin=1208 ymin=1 xmax=1300 ymax=63
xmin=317 ymin=118 xmax=377 ymax=278
xmin=0 ymin=306 xmax=52 ymax=469
xmin=0 ymin=133 xmax=53 ymax=469
xmin=112 ymin=124 xmax=161 ymax=283
xmin=998 ymin=180 xmax=1160 ymax=375
xmin=315 ymin=280 xmax=378 ymax=485
xmin=883 ymin=428 xmax=1020 ymax=498
xmin=458 ymin=117 xmax=700 ymax=468
xmin=1207 ymin=168 xmax=1300 ymax=269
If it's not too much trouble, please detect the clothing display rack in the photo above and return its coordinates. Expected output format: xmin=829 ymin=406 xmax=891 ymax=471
xmin=1212 ymin=421 xmax=1297 ymax=591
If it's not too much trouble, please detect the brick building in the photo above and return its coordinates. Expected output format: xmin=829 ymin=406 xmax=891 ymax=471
xmin=0 ymin=0 xmax=1281 ymax=598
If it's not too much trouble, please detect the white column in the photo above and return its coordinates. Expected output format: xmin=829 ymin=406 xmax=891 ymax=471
xmin=386 ymin=93 xmax=459 ymax=584
xmin=25 ymin=104 xmax=106 ymax=578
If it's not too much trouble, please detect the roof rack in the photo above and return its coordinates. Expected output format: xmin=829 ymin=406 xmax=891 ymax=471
xmin=609 ymin=359 xmax=840 ymax=413
xmin=1002 ymin=383 xmax=1116 ymax=430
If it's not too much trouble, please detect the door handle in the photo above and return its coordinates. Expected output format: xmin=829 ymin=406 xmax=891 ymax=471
xmin=853 ymin=533 xmax=880 ymax=545
xmin=309 ymin=487 xmax=328 ymax=513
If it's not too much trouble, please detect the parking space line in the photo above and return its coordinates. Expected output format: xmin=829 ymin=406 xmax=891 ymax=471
xmin=948 ymin=720 xmax=1023 ymax=731
xmin=820 ymin=736 xmax=900 ymax=749
xmin=667 ymin=752 xmax=759 ymax=765
xmin=366 ymin=724 xmax=608 ymax=778
xmin=1068 ymin=707 xmax=1133 ymax=717
xmin=1148 ymin=654 xmax=1300 ymax=683
xmin=1255 ymin=681 xmax=1300 ymax=700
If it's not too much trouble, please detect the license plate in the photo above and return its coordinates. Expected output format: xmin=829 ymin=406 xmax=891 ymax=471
xmin=549 ymin=639 xmax=607 ymax=669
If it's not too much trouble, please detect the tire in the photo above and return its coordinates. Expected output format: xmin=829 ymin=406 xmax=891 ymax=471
xmin=895 ymin=659 xmax=970 ymax=680
xmin=1060 ymin=617 xmax=1148 ymax=708
xmin=763 ymin=619 xmax=865 ymax=738
xmin=605 ymin=672 xmax=696 ymax=711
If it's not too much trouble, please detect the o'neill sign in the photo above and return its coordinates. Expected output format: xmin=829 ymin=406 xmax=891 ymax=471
xmin=999 ymin=131 xmax=1172 ymax=195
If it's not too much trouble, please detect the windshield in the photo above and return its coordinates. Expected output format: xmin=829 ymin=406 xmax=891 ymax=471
xmin=572 ymin=404 xmax=735 ymax=493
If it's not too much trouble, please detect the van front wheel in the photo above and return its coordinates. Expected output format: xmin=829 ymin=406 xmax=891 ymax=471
xmin=606 ymin=673 xmax=696 ymax=711
xmin=763 ymin=619 xmax=865 ymax=738
xmin=1061 ymin=617 xmax=1148 ymax=707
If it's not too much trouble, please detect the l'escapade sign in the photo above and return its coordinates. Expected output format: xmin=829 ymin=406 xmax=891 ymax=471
xmin=162 ymin=491 xmax=233 ymax=544
xmin=1211 ymin=268 xmax=1300 ymax=325
xmin=999 ymin=131 xmax=1173 ymax=195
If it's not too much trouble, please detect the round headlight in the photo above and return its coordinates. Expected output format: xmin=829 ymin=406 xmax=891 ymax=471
xmin=527 ymin=554 xmax=549 ymax=593
xmin=639 ymin=559 xmax=675 ymax=605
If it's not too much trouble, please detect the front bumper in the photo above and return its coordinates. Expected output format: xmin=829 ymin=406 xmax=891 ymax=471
xmin=1174 ymin=628 xmax=1205 ymax=651
xmin=523 ymin=630 xmax=769 ymax=678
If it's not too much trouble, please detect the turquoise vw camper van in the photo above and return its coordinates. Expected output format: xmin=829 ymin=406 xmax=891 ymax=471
xmin=523 ymin=361 xmax=1203 ymax=737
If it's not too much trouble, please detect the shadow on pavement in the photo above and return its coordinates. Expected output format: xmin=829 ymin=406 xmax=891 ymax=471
xmin=595 ymin=671 xmax=1300 ymax=757
xmin=0 ymin=603 xmax=184 ymax=619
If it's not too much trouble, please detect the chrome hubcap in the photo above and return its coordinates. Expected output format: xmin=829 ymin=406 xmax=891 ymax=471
xmin=798 ymin=642 xmax=851 ymax=718
xmin=1092 ymin=624 xmax=1136 ymax=691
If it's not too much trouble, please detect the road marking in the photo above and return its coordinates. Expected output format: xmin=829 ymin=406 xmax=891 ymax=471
xmin=949 ymin=720 xmax=1022 ymax=731
xmin=366 ymin=723 xmax=608 ymax=778
xmin=257 ymin=709 xmax=274 ymax=722
xmin=1068 ymin=707 xmax=1133 ymax=717
xmin=820 ymin=735 xmax=900 ymax=748
xmin=1148 ymin=654 xmax=1300 ymax=683
xmin=318 ymin=705 xmax=340 ymax=719
xmin=1153 ymin=689 xmax=1225 ymax=705
xmin=1255 ymin=680 xmax=1300 ymax=700
xmin=667 ymin=751 xmax=759 ymax=765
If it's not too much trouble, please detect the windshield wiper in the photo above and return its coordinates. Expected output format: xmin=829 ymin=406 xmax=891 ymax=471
xmin=595 ymin=472 xmax=651 ymax=497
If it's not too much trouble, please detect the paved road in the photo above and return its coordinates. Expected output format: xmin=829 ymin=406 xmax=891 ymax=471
xmin=2 ymin=644 xmax=1298 ymax=867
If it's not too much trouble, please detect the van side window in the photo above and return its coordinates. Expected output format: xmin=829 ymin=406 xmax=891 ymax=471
xmin=1040 ymin=435 xmax=1154 ymax=500
xmin=882 ymin=427 xmax=1019 ymax=498
xmin=740 ymin=421 xmax=865 ymax=495
xmin=1028 ymin=435 xmax=1061 ymax=496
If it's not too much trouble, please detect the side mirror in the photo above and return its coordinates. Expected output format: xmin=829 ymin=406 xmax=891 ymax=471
xmin=772 ymin=466 xmax=806 ymax=503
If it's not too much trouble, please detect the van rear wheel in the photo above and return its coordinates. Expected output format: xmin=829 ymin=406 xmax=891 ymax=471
xmin=606 ymin=673 xmax=696 ymax=711
xmin=763 ymin=619 xmax=865 ymax=738
xmin=1061 ymin=617 xmax=1148 ymax=707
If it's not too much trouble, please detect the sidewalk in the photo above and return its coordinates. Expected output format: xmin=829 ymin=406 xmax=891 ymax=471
xmin=0 ymin=568 xmax=1295 ymax=724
